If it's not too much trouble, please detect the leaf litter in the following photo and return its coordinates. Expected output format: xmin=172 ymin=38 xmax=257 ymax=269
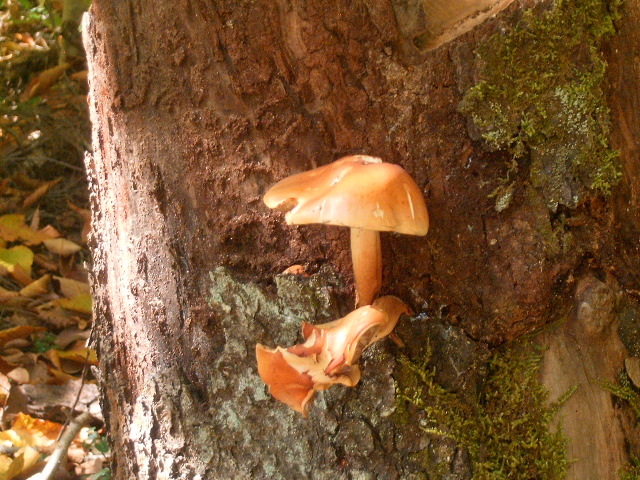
xmin=0 ymin=1 xmax=105 ymax=479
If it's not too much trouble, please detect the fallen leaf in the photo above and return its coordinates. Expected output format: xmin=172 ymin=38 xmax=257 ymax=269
xmin=43 ymin=238 xmax=82 ymax=256
xmin=18 ymin=274 xmax=50 ymax=298
xmin=69 ymin=70 xmax=88 ymax=82
xmin=56 ymin=294 xmax=92 ymax=314
xmin=22 ymin=178 xmax=62 ymax=209
xmin=6 ymin=367 xmax=29 ymax=384
xmin=53 ymin=276 xmax=90 ymax=298
xmin=11 ymin=412 xmax=62 ymax=450
xmin=55 ymin=348 xmax=97 ymax=366
xmin=32 ymin=254 xmax=58 ymax=272
xmin=0 ymin=287 xmax=19 ymax=303
xmin=0 ymin=413 xmax=63 ymax=480
xmin=0 ymin=246 xmax=33 ymax=276
xmin=0 ymin=326 xmax=46 ymax=349
xmin=28 ymin=208 xmax=40 ymax=231
xmin=0 ymin=215 xmax=33 ymax=243
xmin=8 ymin=264 xmax=33 ymax=286
xmin=34 ymin=302 xmax=75 ymax=329
xmin=55 ymin=329 xmax=89 ymax=350
xmin=0 ymin=215 xmax=59 ymax=246
xmin=20 ymin=63 xmax=71 ymax=101
xmin=0 ymin=446 xmax=39 ymax=480
xmin=0 ymin=372 xmax=10 ymax=407
xmin=67 ymin=202 xmax=91 ymax=243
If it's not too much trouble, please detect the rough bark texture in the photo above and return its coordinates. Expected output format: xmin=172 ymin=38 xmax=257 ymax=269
xmin=84 ymin=0 xmax=640 ymax=478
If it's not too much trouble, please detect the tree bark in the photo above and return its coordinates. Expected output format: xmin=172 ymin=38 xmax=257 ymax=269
xmin=83 ymin=0 xmax=640 ymax=478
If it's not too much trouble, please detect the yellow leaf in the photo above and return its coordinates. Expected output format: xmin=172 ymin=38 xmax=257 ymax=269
xmin=1 ymin=446 xmax=39 ymax=480
xmin=18 ymin=274 xmax=50 ymax=298
xmin=0 ymin=215 xmax=58 ymax=246
xmin=0 ymin=455 xmax=11 ymax=475
xmin=43 ymin=238 xmax=82 ymax=256
xmin=0 ymin=246 xmax=33 ymax=277
xmin=55 ymin=347 xmax=98 ymax=366
xmin=0 ymin=326 xmax=46 ymax=349
xmin=12 ymin=413 xmax=62 ymax=448
xmin=0 ymin=215 xmax=29 ymax=242
xmin=57 ymin=294 xmax=92 ymax=314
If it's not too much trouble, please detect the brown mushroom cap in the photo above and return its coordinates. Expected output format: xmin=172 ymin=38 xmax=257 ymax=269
xmin=263 ymin=155 xmax=429 ymax=235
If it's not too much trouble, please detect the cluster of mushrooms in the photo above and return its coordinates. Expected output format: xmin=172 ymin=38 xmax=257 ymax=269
xmin=256 ymin=155 xmax=429 ymax=416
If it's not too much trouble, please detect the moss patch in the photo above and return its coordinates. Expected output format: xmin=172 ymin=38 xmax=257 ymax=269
xmin=396 ymin=342 xmax=570 ymax=479
xmin=603 ymin=372 xmax=640 ymax=479
xmin=459 ymin=0 xmax=623 ymax=211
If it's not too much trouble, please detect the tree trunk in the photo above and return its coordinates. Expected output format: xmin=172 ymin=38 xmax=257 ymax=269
xmin=83 ymin=0 xmax=640 ymax=478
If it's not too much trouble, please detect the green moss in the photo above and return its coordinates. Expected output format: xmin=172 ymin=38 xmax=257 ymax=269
xmin=459 ymin=0 xmax=623 ymax=211
xmin=620 ymin=457 xmax=640 ymax=480
xmin=396 ymin=343 xmax=570 ymax=479
xmin=602 ymin=372 xmax=640 ymax=479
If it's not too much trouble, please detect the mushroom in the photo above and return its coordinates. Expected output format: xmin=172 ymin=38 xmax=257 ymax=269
xmin=256 ymin=295 xmax=410 ymax=416
xmin=263 ymin=155 xmax=428 ymax=306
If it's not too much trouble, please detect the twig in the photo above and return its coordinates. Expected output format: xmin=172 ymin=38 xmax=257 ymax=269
xmin=27 ymin=410 xmax=94 ymax=480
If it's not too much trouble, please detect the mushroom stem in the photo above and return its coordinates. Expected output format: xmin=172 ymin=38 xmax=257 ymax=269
xmin=350 ymin=228 xmax=382 ymax=307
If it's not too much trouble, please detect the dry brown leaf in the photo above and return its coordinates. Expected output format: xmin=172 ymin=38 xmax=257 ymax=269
xmin=20 ymin=63 xmax=71 ymax=102
xmin=0 ymin=357 xmax=16 ymax=375
xmin=18 ymin=274 xmax=50 ymax=298
xmin=22 ymin=178 xmax=62 ymax=209
xmin=0 ymin=326 xmax=46 ymax=349
xmin=55 ymin=329 xmax=89 ymax=350
xmin=8 ymin=264 xmax=32 ymax=286
xmin=6 ymin=367 xmax=29 ymax=384
xmin=67 ymin=202 xmax=91 ymax=243
xmin=46 ymin=366 xmax=77 ymax=383
xmin=25 ymin=360 xmax=51 ymax=385
xmin=0 ymin=179 xmax=9 ymax=196
xmin=0 ymin=287 xmax=19 ymax=303
xmin=69 ymin=70 xmax=88 ymax=82
xmin=53 ymin=276 xmax=90 ymax=298
xmin=34 ymin=302 xmax=75 ymax=328
xmin=2 ymin=339 xmax=31 ymax=350
xmin=28 ymin=207 xmax=40 ymax=231
xmin=11 ymin=173 xmax=41 ymax=190
xmin=32 ymin=254 xmax=58 ymax=272
xmin=0 ymin=372 xmax=10 ymax=408
xmin=43 ymin=238 xmax=82 ymax=256
xmin=2 ymin=351 xmax=37 ymax=370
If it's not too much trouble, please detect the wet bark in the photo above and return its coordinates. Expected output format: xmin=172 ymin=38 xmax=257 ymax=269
xmin=84 ymin=0 xmax=640 ymax=478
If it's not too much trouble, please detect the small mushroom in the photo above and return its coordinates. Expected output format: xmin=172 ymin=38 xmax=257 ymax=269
xmin=263 ymin=155 xmax=428 ymax=306
xmin=256 ymin=295 xmax=410 ymax=416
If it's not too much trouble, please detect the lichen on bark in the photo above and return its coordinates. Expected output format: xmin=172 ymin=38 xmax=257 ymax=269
xmin=459 ymin=0 xmax=623 ymax=211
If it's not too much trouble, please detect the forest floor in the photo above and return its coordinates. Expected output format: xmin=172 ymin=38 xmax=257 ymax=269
xmin=0 ymin=2 xmax=108 ymax=480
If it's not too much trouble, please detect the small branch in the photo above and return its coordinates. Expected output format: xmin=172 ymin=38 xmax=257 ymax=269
xmin=27 ymin=411 xmax=94 ymax=480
